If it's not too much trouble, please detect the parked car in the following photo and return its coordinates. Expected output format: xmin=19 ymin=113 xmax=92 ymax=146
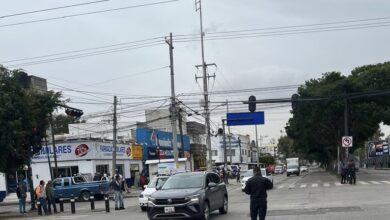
xmin=139 ymin=176 xmax=169 ymax=211
xmin=147 ymin=172 xmax=228 ymax=220
xmin=241 ymin=168 xmax=273 ymax=192
xmin=53 ymin=176 xmax=110 ymax=201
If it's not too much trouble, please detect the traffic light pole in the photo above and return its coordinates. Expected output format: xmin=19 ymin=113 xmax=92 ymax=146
xmin=112 ymin=96 xmax=117 ymax=177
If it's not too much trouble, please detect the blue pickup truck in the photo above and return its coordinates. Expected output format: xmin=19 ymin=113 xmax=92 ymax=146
xmin=53 ymin=176 xmax=110 ymax=201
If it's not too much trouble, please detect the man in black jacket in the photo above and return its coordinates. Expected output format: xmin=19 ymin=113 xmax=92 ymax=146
xmin=245 ymin=167 xmax=273 ymax=220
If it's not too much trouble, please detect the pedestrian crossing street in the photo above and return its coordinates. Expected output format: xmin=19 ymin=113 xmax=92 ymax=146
xmin=277 ymin=180 xmax=390 ymax=189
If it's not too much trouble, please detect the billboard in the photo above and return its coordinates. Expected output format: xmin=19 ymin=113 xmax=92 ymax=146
xmin=368 ymin=140 xmax=389 ymax=157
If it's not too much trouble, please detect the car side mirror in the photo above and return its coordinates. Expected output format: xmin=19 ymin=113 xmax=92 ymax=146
xmin=208 ymin=182 xmax=217 ymax=188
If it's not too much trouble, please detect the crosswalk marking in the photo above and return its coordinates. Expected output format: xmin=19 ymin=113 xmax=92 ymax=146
xmin=300 ymin=184 xmax=307 ymax=188
xmin=311 ymin=183 xmax=318 ymax=188
xmin=323 ymin=183 xmax=330 ymax=187
xmin=381 ymin=181 xmax=390 ymax=184
xmin=335 ymin=182 xmax=342 ymax=186
xmin=358 ymin=181 xmax=369 ymax=185
xmin=278 ymin=185 xmax=285 ymax=189
xmin=288 ymin=185 xmax=295 ymax=189
xmin=370 ymin=181 xmax=381 ymax=184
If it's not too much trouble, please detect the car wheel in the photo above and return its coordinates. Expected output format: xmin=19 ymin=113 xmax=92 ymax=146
xmin=140 ymin=206 xmax=147 ymax=212
xmin=201 ymin=201 xmax=210 ymax=220
xmin=80 ymin=191 xmax=90 ymax=202
xmin=219 ymin=195 xmax=228 ymax=214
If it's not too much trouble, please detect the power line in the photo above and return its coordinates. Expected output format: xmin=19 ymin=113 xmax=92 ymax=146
xmin=0 ymin=0 xmax=180 ymax=28
xmin=0 ymin=0 xmax=109 ymax=19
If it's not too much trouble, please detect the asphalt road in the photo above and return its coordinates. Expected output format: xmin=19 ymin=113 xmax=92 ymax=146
xmin=3 ymin=167 xmax=390 ymax=220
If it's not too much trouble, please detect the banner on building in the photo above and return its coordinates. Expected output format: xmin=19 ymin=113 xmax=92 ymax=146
xmin=368 ymin=140 xmax=389 ymax=157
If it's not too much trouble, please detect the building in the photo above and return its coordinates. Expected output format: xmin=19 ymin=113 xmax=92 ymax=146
xmin=30 ymin=140 xmax=143 ymax=187
xmin=186 ymin=121 xmax=207 ymax=170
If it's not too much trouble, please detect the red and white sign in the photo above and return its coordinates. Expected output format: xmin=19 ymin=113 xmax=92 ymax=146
xmin=75 ymin=144 xmax=89 ymax=157
xmin=342 ymin=136 xmax=353 ymax=148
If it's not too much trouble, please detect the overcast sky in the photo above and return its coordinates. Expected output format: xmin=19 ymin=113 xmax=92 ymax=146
xmin=1 ymin=0 xmax=389 ymax=142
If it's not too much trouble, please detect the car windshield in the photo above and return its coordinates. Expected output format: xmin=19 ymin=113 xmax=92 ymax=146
xmin=162 ymin=174 xmax=204 ymax=189
xmin=147 ymin=177 xmax=168 ymax=188
xmin=242 ymin=170 xmax=253 ymax=177
xmin=275 ymin=166 xmax=282 ymax=170
xmin=289 ymin=165 xmax=298 ymax=169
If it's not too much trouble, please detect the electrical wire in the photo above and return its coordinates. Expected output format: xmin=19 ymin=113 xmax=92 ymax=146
xmin=0 ymin=0 xmax=109 ymax=19
xmin=0 ymin=0 xmax=180 ymax=28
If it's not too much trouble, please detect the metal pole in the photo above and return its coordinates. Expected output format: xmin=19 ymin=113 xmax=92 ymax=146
xmin=222 ymin=119 xmax=228 ymax=183
xmin=196 ymin=0 xmax=212 ymax=171
xmin=50 ymin=115 xmax=58 ymax=178
xmin=226 ymin=100 xmax=232 ymax=164
xmin=45 ymin=136 xmax=53 ymax=180
xmin=255 ymin=125 xmax=259 ymax=167
xmin=167 ymin=33 xmax=179 ymax=169
xmin=344 ymin=95 xmax=349 ymax=160
xmin=112 ymin=96 xmax=117 ymax=176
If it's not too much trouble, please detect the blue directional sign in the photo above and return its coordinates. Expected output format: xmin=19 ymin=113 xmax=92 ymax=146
xmin=227 ymin=112 xmax=265 ymax=126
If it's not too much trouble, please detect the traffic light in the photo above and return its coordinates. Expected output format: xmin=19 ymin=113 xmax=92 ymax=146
xmin=248 ymin=95 xmax=256 ymax=112
xmin=65 ymin=108 xmax=84 ymax=118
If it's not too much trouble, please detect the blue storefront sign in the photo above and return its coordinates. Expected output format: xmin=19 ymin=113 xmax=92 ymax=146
xmin=136 ymin=128 xmax=190 ymax=161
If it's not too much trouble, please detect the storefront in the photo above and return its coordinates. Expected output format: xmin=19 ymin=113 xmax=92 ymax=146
xmin=31 ymin=141 xmax=143 ymax=187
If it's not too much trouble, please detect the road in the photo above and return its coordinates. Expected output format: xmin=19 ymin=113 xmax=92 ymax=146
xmin=3 ymin=168 xmax=390 ymax=220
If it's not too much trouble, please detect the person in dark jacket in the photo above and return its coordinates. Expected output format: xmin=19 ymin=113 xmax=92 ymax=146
xmin=341 ymin=163 xmax=347 ymax=184
xmin=16 ymin=183 xmax=27 ymax=214
xmin=245 ymin=167 xmax=273 ymax=220
xmin=347 ymin=160 xmax=356 ymax=184
xmin=46 ymin=181 xmax=58 ymax=214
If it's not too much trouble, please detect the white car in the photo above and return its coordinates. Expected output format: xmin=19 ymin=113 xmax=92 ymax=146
xmin=300 ymin=166 xmax=308 ymax=173
xmin=138 ymin=176 xmax=168 ymax=211
xmin=241 ymin=168 xmax=273 ymax=192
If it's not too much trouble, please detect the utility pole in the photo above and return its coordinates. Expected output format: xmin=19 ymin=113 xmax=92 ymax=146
xmin=166 ymin=33 xmax=179 ymax=168
xmin=222 ymin=119 xmax=228 ymax=184
xmin=195 ymin=0 xmax=215 ymax=171
xmin=226 ymin=100 xmax=232 ymax=164
xmin=344 ymin=94 xmax=349 ymax=161
xmin=45 ymin=136 xmax=53 ymax=180
xmin=112 ymin=96 xmax=117 ymax=177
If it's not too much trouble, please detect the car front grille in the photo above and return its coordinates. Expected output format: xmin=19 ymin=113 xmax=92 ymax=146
xmin=154 ymin=198 xmax=188 ymax=205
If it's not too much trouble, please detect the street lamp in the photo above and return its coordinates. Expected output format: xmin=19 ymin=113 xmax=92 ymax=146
xmin=23 ymin=165 xmax=28 ymax=192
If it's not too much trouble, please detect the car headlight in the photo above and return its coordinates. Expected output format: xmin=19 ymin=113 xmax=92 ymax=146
xmin=185 ymin=194 xmax=200 ymax=203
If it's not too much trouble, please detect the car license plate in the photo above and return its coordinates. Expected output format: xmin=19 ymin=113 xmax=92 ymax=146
xmin=164 ymin=207 xmax=175 ymax=213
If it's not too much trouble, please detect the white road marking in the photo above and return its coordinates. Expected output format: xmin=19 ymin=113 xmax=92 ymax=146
xmin=300 ymin=184 xmax=307 ymax=188
xmin=323 ymin=183 xmax=330 ymax=187
xmin=335 ymin=182 xmax=342 ymax=186
xmin=370 ymin=181 xmax=381 ymax=185
xmin=311 ymin=183 xmax=318 ymax=188
xmin=288 ymin=185 xmax=295 ymax=189
xmin=381 ymin=181 xmax=390 ymax=184
xmin=278 ymin=185 xmax=285 ymax=189
xmin=358 ymin=181 xmax=369 ymax=185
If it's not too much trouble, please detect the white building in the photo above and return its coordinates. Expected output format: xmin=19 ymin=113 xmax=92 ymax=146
xmin=210 ymin=134 xmax=254 ymax=168
xmin=31 ymin=141 xmax=143 ymax=187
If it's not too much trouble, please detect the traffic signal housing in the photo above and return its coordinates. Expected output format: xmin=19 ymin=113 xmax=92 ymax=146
xmin=248 ymin=95 xmax=256 ymax=112
xmin=65 ymin=108 xmax=84 ymax=118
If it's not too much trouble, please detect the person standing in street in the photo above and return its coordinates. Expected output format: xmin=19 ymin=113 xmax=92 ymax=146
xmin=16 ymin=182 xmax=27 ymax=214
xmin=35 ymin=180 xmax=48 ymax=215
xmin=245 ymin=167 xmax=273 ymax=220
xmin=347 ymin=159 xmax=356 ymax=184
xmin=236 ymin=167 xmax=241 ymax=183
xmin=111 ymin=175 xmax=124 ymax=210
xmin=46 ymin=181 xmax=58 ymax=214
xmin=341 ymin=163 xmax=347 ymax=184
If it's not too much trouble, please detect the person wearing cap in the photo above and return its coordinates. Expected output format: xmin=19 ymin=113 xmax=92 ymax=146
xmin=244 ymin=167 xmax=273 ymax=220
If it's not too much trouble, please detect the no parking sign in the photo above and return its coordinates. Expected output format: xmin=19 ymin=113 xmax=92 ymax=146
xmin=342 ymin=136 xmax=353 ymax=148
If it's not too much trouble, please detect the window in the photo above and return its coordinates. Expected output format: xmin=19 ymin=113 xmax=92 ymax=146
xmin=209 ymin=173 xmax=221 ymax=184
xmin=96 ymin=165 xmax=109 ymax=175
xmin=53 ymin=179 xmax=61 ymax=188
xmin=73 ymin=176 xmax=85 ymax=183
xmin=64 ymin=178 xmax=70 ymax=187
xmin=227 ymin=149 xmax=236 ymax=156
xmin=212 ymin=150 xmax=218 ymax=156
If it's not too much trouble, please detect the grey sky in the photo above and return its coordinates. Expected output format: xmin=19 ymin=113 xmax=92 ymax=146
xmin=1 ymin=0 xmax=390 ymax=141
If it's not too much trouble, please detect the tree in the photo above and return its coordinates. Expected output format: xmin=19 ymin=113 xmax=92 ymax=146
xmin=52 ymin=114 xmax=80 ymax=134
xmin=0 ymin=66 xmax=62 ymax=172
xmin=286 ymin=62 xmax=390 ymax=167
xmin=277 ymin=136 xmax=296 ymax=159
